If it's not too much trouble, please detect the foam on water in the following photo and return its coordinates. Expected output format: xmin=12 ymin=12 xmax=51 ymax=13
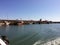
xmin=33 ymin=37 xmax=60 ymax=45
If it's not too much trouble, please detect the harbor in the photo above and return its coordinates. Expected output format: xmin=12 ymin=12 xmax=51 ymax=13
xmin=0 ymin=19 xmax=60 ymax=26
xmin=0 ymin=19 xmax=53 ymax=26
xmin=0 ymin=0 xmax=60 ymax=45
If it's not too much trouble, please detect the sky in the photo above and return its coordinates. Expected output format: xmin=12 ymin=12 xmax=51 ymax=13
xmin=0 ymin=0 xmax=60 ymax=21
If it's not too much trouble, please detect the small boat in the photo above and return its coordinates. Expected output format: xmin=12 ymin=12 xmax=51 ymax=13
xmin=0 ymin=36 xmax=9 ymax=45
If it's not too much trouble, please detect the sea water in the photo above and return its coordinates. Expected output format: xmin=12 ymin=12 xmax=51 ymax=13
xmin=0 ymin=24 xmax=60 ymax=45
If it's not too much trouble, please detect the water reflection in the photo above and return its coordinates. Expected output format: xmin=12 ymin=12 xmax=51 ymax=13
xmin=5 ymin=25 xmax=10 ymax=32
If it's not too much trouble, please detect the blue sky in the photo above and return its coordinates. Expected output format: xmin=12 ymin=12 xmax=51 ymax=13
xmin=0 ymin=0 xmax=60 ymax=21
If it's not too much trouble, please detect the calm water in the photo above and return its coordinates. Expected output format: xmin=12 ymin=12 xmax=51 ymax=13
xmin=0 ymin=24 xmax=60 ymax=45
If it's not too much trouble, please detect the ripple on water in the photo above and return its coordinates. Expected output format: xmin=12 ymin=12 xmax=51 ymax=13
xmin=33 ymin=37 xmax=60 ymax=45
